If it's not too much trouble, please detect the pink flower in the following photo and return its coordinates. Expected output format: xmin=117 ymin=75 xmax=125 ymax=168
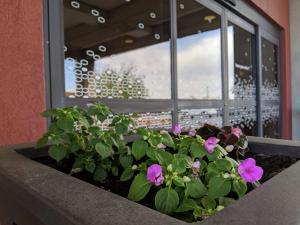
xmin=172 ymin=124 xmax=182 ymax=135
xmin=188 ymin=129 xmax=196 ymax=137
xmin=232 ymin=127 xmax=242 ymax=138
xmin=192 ymin=161 xmax=201 ymax=174
xmin=147 ymin=164 xmax=164 ymax=186
xmin=238 ymin=158 xmax=263 ymax=183
xmin=204 ymin=137 xmax=219 ymax=154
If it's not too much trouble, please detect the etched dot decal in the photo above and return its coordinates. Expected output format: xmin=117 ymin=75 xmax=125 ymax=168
xmin=70 ymin=1 xmax=80 ymax=8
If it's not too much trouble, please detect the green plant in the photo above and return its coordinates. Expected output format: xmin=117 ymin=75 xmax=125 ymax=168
xmin=37 ymin=103 xmax=134 ymax=181
xmin=37 ymin=103 xmax=263 ymax=222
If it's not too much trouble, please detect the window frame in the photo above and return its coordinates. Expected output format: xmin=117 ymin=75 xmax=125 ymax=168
xmin=44 ymin=0 xmax=282 ymax=137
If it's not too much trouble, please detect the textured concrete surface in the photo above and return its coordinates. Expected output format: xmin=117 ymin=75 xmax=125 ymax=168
xmin=1 ymin=140 xmax=300 ymax=225
xmin=0 ymin=0 xmax=47 ymax=146
xmin=0 ymin=146 xmax=187 ymax=225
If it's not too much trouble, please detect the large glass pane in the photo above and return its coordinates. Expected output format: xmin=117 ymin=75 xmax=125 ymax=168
xmin=64 ymin=0 xmax=171 ymax=99
xmin=227 ymin=21 xmax=257 ymax=135
xmin=177 ymin=0 xmax=222 ymax=99
xmin=261 ymin=38 xmax=280 ymax=138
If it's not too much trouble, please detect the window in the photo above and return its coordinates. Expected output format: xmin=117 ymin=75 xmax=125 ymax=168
xmin=47 ymin=0 xmax=282 ymax=137
xmin=261 ymin=37 xmax=280 ymax=138
xmin=64 ymin=0 xmax=171 ymax=99
xmin=227 ymin=21 xmax=257 ymax=136
xmin=177 ymin=0 xmax=222 ymax=100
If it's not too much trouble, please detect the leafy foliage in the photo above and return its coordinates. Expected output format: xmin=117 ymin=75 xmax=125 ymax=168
xmin=37 ymin=103 xmax=260 ymax=222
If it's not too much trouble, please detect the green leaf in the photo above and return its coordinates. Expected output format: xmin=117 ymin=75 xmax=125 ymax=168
xmin=36 ymin=136 xmax=48 ymax=148
xmin=70 ymin=142 xmax=80 ymax=153
xmin=173 ymin=176 xmax=185 ymax=187
xmin=57 ymin=117 xmax=74 ymax=131
xmin=155 ymin=188 xmax=179 ymax=214
xmin=205 ymin=171 xmax=218 ymax=183
xmin=41 ymin=109 xmax=59 ymax=117
xmin=149 ymin=135 xmax=162 ymax=147
xmin=146 ymin=147 xmax=156 ymax=160
xmin=176 ymin=198 xmax=198 ymax=212
xmin=201 ymin=196 xmax=216 ymax=210
xmin=135 ymin=127 xmax=150 ymax=138
xmin=179 ymin=137 xmax=193 ymax=150
xmin=206 ymin=150 xmax=220 ymax=161
xmin=85 ymin=161 xmax=96 ymax=173
xmin=172 ymin=159 xmax=186 ymax=174
xmin=207 ymin=162 xmax=218 ymax=173
xmin=128 ymin=173 xmax=152 ymax=201
xmin=161 ymin=133 xmax=175 ymax=148
xmin=218 ymin=197 xmax=236 ymax=207
xmin=115 ymin=123 xmax=128 ymax=134
xmin=132 ymin=140 xmax=148 ymax=160
xmin=111 ymin=166 xmax=119 ymax=176
xmin=154 ymin=150 xmax=173 ymax=166
xmin=119 ymin=154 xmax=133 ymax=168
xmin=208 ymin=177 xmax=231 ymax=199
xmin=190 ymin=141 xmax=206 ymax=159
xmin=95 ymin=142 xmax=112 ymax=159
xmin=206 ymin=163 xmax=218 ymax=182
xmin=186 ymin=179 xmax=207 ymax=198
xmin=48 ymin=145 xmax=67 ymax=162
xmin=93 ymin=167 xmax=107 ymax=182
xmin=199 ymin=160 xmax=207 ymax=174
xmin=72 ymin=156 xmax=83 ymax=168
xmin=193 ymin=207 xmax=204 ymax=219
xmin=215 ymin=159 xmax=232 ymax=172
xmin=78 ymin=117 xmax=89 ymax=128
xmin=120 ymin=167 xmax=134 ymax=181
xmin=233 ymin=179 xmax=247 ymax=198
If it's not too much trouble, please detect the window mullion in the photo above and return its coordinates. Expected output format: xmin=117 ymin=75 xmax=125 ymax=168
xmin=256 ymin=27 xmax=263 ymax=137
xmin=170 ymin=0 xmax=178 ymax=126
xmin=221 ymin=8 xmax=229 ymax=126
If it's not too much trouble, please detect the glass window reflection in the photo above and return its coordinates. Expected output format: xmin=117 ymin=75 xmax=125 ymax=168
xmin=64 ymin=0 xmax=171 ymax=99
xmin=177 ymin=0 xmax=222 ymax=99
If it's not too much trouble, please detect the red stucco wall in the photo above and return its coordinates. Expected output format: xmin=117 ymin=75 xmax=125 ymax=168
xmin=0 ymin=0 xmax=47 ymax=146
xmin=249 ymin=0 xmax=292 ymax=139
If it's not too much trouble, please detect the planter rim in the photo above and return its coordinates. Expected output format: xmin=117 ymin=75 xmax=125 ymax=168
xmin=1 ymin=141 xmax=300 ymax=225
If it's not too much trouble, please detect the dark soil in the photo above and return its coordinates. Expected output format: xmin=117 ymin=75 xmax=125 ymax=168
xmin=33 ymin=151 xmax=298 ymax=222
xmin=35 ymin=151 xmax=298 ymax=197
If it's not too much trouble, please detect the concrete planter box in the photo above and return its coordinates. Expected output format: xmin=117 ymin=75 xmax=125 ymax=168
xmin=1 ymin=137 xmax=300 ymax=225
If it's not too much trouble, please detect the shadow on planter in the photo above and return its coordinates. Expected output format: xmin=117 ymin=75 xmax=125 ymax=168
xmin=1 ymin=137 xmax=300 ymax=225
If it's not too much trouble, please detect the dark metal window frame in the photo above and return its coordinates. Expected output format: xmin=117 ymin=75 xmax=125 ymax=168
xmin=44 ymin=0 xmax=282 ymax=137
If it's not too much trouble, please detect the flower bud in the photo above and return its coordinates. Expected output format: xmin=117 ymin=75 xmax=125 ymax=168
xmin=216 ymin=205 xmax=225 ymax=211
xmin=167 ymin=164 xmax=173 ymax=172
xmin=225 ymin=145 xmax=234 ymax=152
xmin=183 ymin=176 xmax=191 ymax=183
xmin=223 ymin=173 xmax=230 ymax=179
xmin=131 ymin=165 xmax=138 ymax=170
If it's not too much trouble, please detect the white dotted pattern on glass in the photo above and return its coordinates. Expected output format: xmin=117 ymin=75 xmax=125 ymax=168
xmin=178 ymin=109 xmax=223 ymax=129
xmin=228 ymin=23 xmax=256 ymax=101
xmin=64 ymin=0 xmax=171 ymax=99
xmin=227 ymin=22 xmax=257 ymax=135
xmin=98 ymin=112 xmax=172 ymax=130
xmin=229 ymin=105 xmax=256 ymax=132
xmin=261 ymin=38 xmax=280 ymax=138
